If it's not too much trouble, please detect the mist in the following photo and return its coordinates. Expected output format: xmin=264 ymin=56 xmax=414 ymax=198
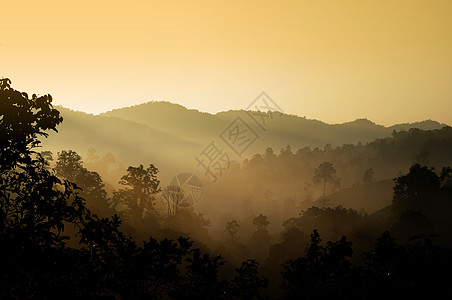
xmin=2 ymin=1 xmax=452 ymax=298
xmin=2 ymin=77 xmax=452 ymax=298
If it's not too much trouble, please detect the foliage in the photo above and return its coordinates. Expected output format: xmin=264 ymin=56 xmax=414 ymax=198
xmin=363 ymin=168 xmax=375 ymax=184
xmin=281 ymin=230 xmax=357 ymax=299
xmin=3 ymin=79 xmax=452 ymax=299
xmin=226 ymin=219 xmax=240 ymax=242
xmin=392 ymin=164 xmax=452 ymax=242
xmin=0 ymin=78 xmax=62 ymax=172
xmin=1 ymin=80 xmax=269 ymax=299
xmin=55 ymin=150 xmax=110 ymax=215
xmin=252 ymin=214 xmax=270 ymax=231
xmin=229 ymin=259 xmax=268 ymax=299
xmin=393 ymin=164 xmax=441 ymax=213
xmin=283 ymin=206 xmax=370 ymax=243
xmin=313 ymin=161 xmax=338 ymax=199
xmin=281 ymin=230 xmax=452 ymax=299
xmin=160 ymin=184 xmax=185 ymax=217
xmin=112 ymin=164 xmax=161 ymax=220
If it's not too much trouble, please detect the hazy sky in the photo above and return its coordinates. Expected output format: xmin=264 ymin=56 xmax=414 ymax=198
xmin=1 ymin=0 xmax=451 ymax=126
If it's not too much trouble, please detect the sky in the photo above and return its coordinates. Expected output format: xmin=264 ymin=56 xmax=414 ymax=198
xmin=1 ymin=0 xmax=451 ymax=126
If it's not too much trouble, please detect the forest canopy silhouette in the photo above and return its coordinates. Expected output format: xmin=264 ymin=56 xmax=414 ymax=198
xmin=1 ymin=79 xmax=452 ymax=299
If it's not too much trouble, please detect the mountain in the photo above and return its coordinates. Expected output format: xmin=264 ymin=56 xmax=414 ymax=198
xmin=389 ymin=119 xmax=446 ymax=132
xmin=101 ymin=101 xmax=446 ymax=151
xmin=42 ymin=101 xmax=447 ymax=184
xmin=42 ymin=106 xmax=202 ymax=182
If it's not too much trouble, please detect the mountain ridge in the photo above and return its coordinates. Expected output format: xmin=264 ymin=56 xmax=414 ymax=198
xmin=98 ymin=100 xmax=448 ymax=128
xmin=43 ymin=101 xmax=449 ymax=183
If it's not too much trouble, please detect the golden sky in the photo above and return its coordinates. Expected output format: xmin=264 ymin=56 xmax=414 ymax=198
xmin=1 ymin=0 xmax=451 ymax=125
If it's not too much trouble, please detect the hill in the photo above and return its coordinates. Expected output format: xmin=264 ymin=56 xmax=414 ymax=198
xmin=42 ymin=101 xmax=447 ymax=185
xmin=101 ymin=101 xmax=446 ymax=152
xmin=324 ymin=179 xmax=394 ymax=213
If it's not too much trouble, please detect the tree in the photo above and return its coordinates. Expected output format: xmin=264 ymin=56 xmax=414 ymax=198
xmin=0 ymin=79 xmax=90 ymax=297
xmin=392 ymin=164 xmax=440 ymax=214
xmin=265 ymin=147 xmax=276 ymax=160
xmin=391 ymin=164 xmax=452 ymax=242
xmin=249 ymin=215 xmax=271 ymax=261
xmin=282 ymin=206 xmax=366 ymax=243
xmin=279 ymin=145 xmax=293 ymax=158
xmin=0 ymin=78 xmax=62 ymax=173
xmin=1 ymin=79 xmax=270 ymax=299
xmin=229 ymin=259 xmax=268 ymax=299
xmin=252 ymin=214 xmax=270 ymax=231
xmin=55 ymin=150 xmax=110 ymax=216
xmin=111 ymin=164 xmax=161 ymax=227
xmin=85 ymin=147 xmax=116 ymax=178
xmin=440 ymin=166 xmax=452 ymax=189
xmin=226 ymin=219 xmax=240 ymax=242
xmin=324 ymin=143 xmax=332 ymax=152
xmin=160 ymin=184 xmax=185 ymax=217
xmin=281 ymin=230 xmax=356 ymax=300
xmin=363 ymin=168 xmax=375 ymax=184
xmin=313 ymin=162 xmax=338 ymax=199
xmin=0 ymin=79 xmax=81 ymax=243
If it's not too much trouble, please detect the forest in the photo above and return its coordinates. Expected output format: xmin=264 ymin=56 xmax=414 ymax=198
xmin=2 ymin=79 xmax=452 ymax=299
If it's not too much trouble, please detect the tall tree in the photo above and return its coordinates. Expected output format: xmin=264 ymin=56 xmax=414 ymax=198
xmin=225 ymin=219 xmax=240 ymax=242
xmin=313 ymin=162 xmax=338 ymax=199
xmin=160 ymin=184 xmax=185 ymax=217
xmin=252 ymin=214 xmax=270 ymax=231
xmin=112 ymin=164 xmax=161 ymax=220
xmin=392 ymin=164 xmax=440 ymax=214
xmin=55 ymin=150 xmax=110 ymax=215
xmin=363 ymin=168 xmax=375 ymax=184
xmin=0 ymin=78 xmax=62 ymax=172
xmin=1 ymin=79 xmax=271 ymax=299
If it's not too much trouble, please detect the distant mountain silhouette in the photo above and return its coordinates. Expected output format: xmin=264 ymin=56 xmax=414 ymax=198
xmin=102 ymin=102 xmax=446 ymax=143
xmin=42 ymin=101 xmax=447 ymax=182
xmin=42 ymin=106 xmax=201 ymax=181
xmin=101 ymin=101 xmax=446 ymax=152
xmin=389 ymin=119 xmax=445 ymax=132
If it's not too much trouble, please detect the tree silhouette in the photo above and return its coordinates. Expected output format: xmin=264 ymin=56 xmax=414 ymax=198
xmin=281 ymin=230 xmax=357 ymax=299
xmin=55 ymin=150 xmax=110 ymax=215
xmin=0 ymin=79 xmax=89 ymax=297
xmin=160 ymin=184 xmax=185 ymax=217
xmin=313 ymin=162 xmax=338 ymax=199
xmin=0 ymin=78 xmax=62 ymax=172
xmin=363 ymin=168 xmax=375 ymax=184
xmin=229 ymin=259 xmax=268 ymax=299
xmin=248 ymin=214 xmax=272 ymax=261
xmin=112 ymin=164 xmax=161 ymax=219
xmin=252 ymin=214 xmax=270 ymax=231
xmin=265 ymin=147 xmax=276 ymax=160
xmin=1 ymin=78 xmax=273 ymax=299
xmin=226 ymin=219 xmax=240 ymax=242
xmin=392 ymin=164 xmax=440 ymax=214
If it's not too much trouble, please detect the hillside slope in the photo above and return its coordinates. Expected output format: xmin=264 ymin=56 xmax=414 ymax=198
xmin=42 ymin=102 xmax=447 ymax=184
